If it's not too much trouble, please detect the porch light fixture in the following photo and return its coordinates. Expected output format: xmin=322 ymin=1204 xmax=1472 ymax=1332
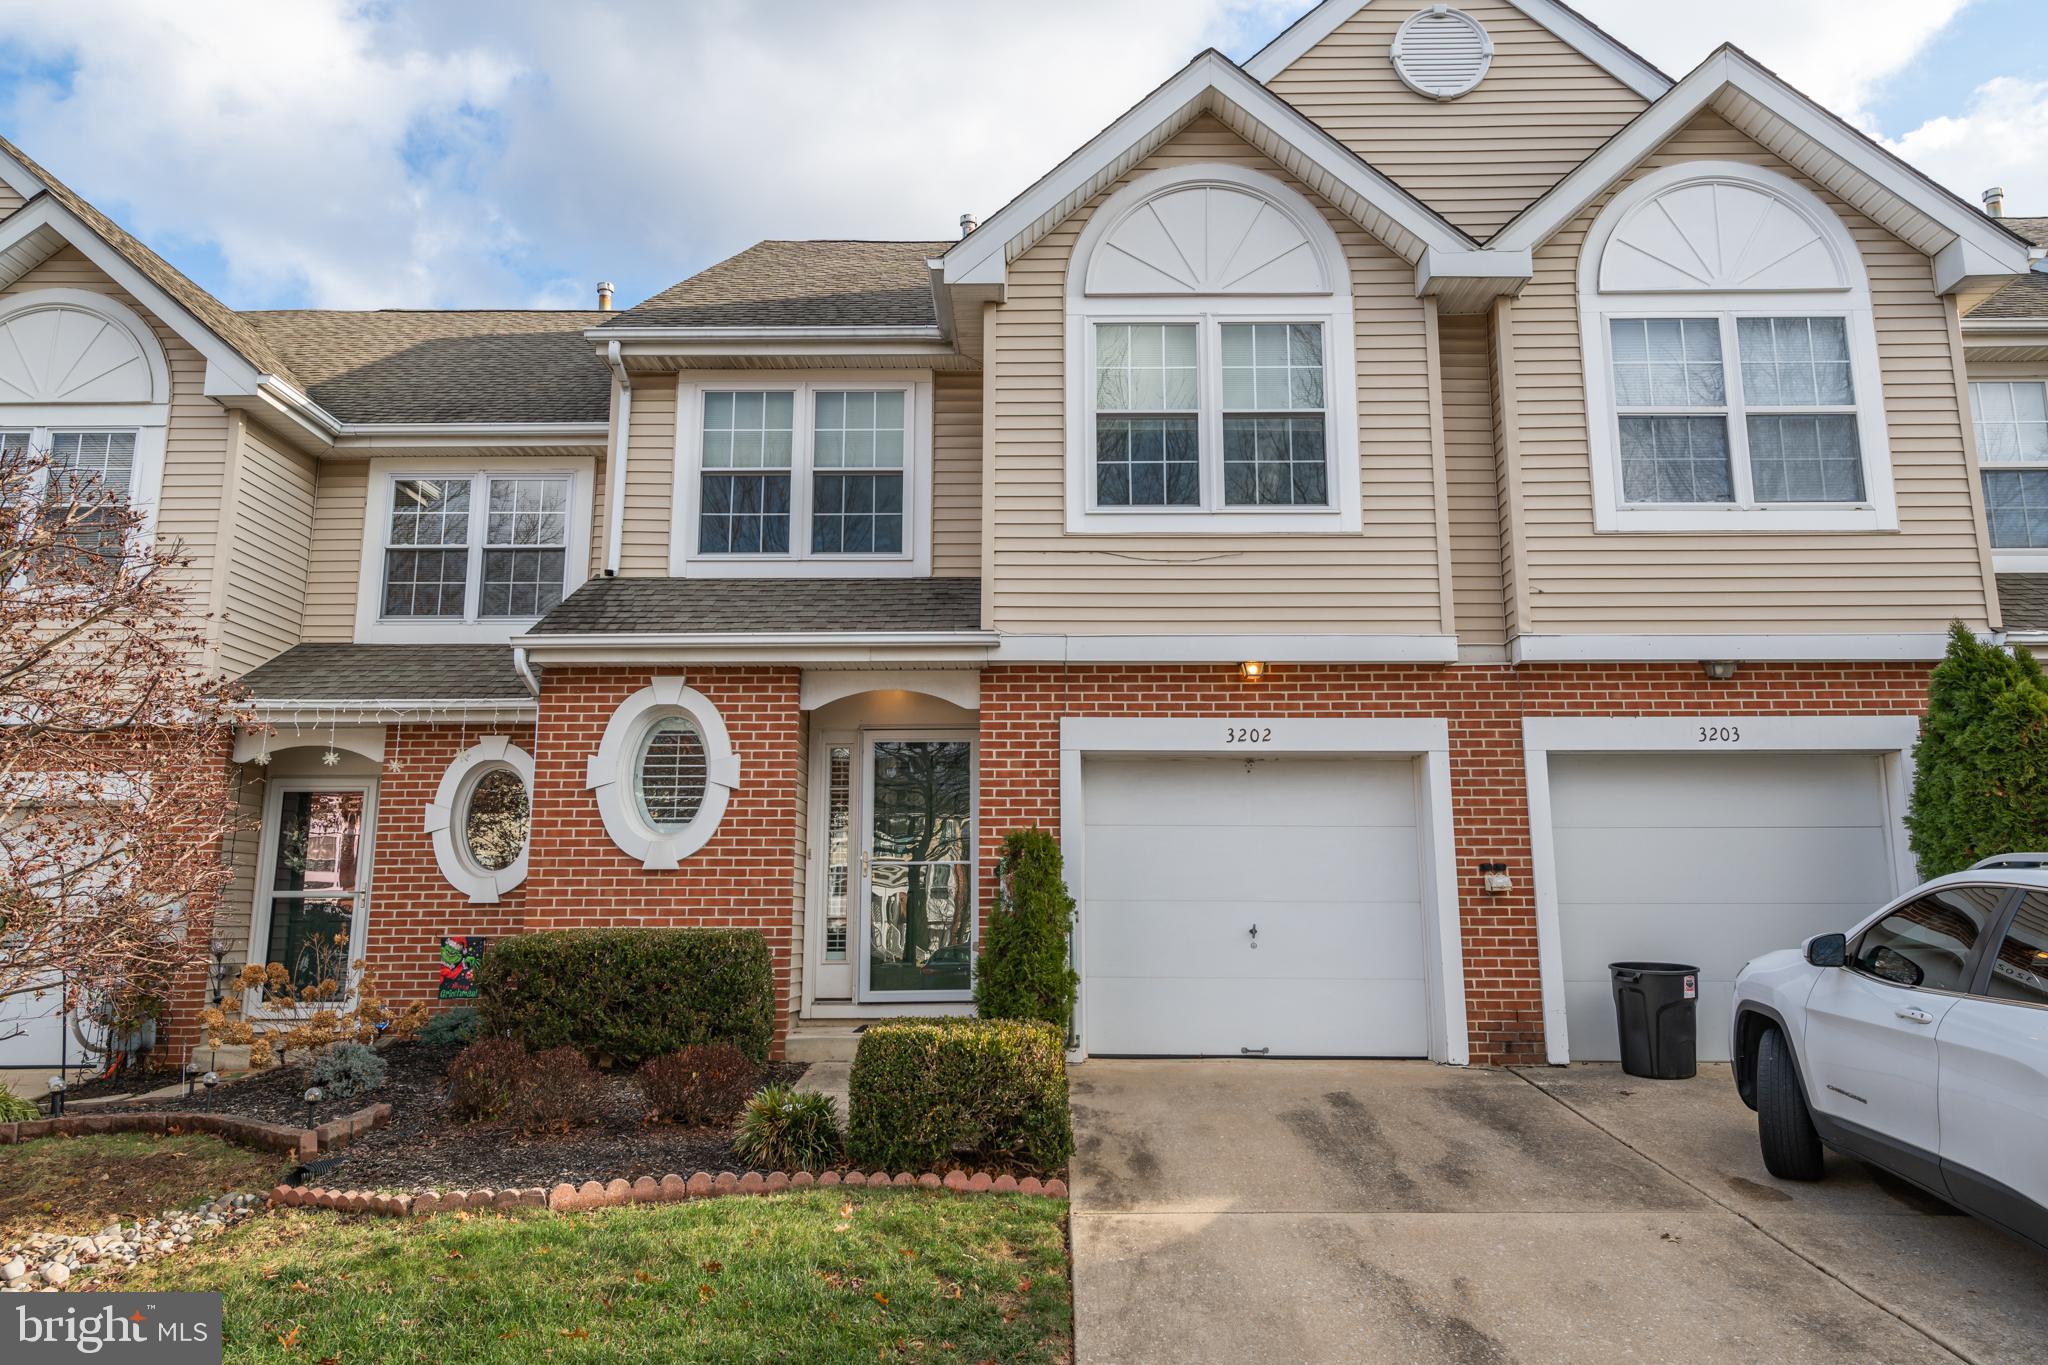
xmin=1701 ymin=660 xmax=1740 ymax=682
xmin=1239 ymin=660 xmax=1268 ymax=684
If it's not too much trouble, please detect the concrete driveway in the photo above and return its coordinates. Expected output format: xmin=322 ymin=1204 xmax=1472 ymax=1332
xmin=1069 ymin=1061 xmax=2048 ymax=1364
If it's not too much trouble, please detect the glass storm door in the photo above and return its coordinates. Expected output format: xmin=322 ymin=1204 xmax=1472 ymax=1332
xmin=860 ymin=735 xmax=975 ymax=1001
xmin=250 ymin=783 xmax=373 ymax=1013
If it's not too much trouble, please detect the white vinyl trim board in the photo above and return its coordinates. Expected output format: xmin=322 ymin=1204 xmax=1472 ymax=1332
xmin=1060 ymin=716 xmax=1466 ymax=1064
xmin=1522 ymin=715 xmax=1919 ymax=1064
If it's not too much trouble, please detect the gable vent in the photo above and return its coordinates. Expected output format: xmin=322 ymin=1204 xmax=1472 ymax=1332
xmin=1391 ymin=6 xmax=1494 ymax=101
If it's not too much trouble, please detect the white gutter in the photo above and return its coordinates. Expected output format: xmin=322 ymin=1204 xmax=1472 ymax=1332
xmin=603 ymin=339 xmax=632 ymax=576
xmin=511 ymin=646 xmax=540 ymax=698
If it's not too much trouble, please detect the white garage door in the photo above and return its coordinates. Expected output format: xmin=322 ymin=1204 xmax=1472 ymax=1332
xmin=1550 ymin=752 xmax=1898 ymax=1062
xmin=1081 ymin=756 xmax=1428 ymax=1057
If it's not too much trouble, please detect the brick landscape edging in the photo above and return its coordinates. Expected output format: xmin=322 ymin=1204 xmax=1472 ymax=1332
xmin=0 ymin=1103 xmax=392 ymax=1159
xmin=273 ymin=1168 xmax=1070 ymax=1216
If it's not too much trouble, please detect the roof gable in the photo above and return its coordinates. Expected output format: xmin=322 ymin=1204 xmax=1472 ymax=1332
xmin=940 ymin=49 xmax=1527 ymax=312
xmin=1244 ymin=0 xmax=1671 ymax=100
xmin=1492 ymin=47 xmax=2034 ymax=298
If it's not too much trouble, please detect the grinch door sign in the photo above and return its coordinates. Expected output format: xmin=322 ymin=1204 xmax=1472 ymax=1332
xmin=439 ymin=936 xmax=486 ymax=999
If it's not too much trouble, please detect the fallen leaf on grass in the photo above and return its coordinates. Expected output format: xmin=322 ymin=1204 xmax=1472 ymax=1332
xmin=445 ymin=1250 xmax=463 ymax=1260
xmin=873 ymin=1293 xmax=889 ymax=1306
xmin=698 ymin=1283 xmax=717 ymax=1302
xmin=496 ymin=1332 xmax=522 ymax=1341
xmin=277 ymin=1325 xmax=301 ymax=1349
xmin=634 ymin=1270 xmax=657 ymax=1284
xmin=559 ymin=1328 xmax=589 ymax=1340
xmin=898 ymin=1249 xmax=918 ymax=1259
xmin=1016 ymin=1277 xmax=1033 ymax=1293
xmin=700 ymin=1259 xmax=722 ymax=1275
xmin=289 ymin=1281 xmax=311 ymax=1293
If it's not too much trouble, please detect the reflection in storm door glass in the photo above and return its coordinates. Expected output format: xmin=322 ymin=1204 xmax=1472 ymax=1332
xmin=824 ymin=746 xmax=851 ymax=962
xmin=265 ymin=790 xmax=366 ymax=1000
xmin=868 ymin=741 xmax=973 ymax=994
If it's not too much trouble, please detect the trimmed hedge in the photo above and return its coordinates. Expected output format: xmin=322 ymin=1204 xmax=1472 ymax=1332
xmin=846 ymin=1018 xmax=1071 ymax=1175
xmin=1907 ymin=622 xmax=2048 ymax=877
xmin=974 ymin=828 xmax=1079 ymax=1037
xmin=477 ymin=929 xmax=776 ymax=1065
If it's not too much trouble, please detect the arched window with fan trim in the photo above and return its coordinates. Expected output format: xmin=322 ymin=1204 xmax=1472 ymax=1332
xmin=1577 ymin=160 xmax=1897 ymax=533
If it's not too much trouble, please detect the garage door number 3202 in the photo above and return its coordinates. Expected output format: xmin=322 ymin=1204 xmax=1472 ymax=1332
xmin=1226 ymin=726 xmax=1275 ymax=744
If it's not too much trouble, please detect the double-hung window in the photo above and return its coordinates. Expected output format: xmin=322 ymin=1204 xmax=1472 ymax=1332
xmin=1607 ymin=315 xmax=1865 ymax=509
xmin=1085 ymin=317 xmax=1338 ymax=517
xmin=681 ymin=379 xmax=926 ymax=575
xmin=1972 ymin=380 xmax=2048 ymax=556
xmin=376 ymin=471 xmax=576 ymax=624
xmin=2 ymin=427 xmax=142 ymax=571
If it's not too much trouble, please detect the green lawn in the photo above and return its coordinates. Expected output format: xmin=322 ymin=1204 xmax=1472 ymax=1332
xmin=120 ymin=1190 xmax=1072 ymax=1363
xmin=0 ymin=1134 xmax=286 ymax=1242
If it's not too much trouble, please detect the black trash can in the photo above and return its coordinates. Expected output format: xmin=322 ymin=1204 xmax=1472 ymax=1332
xmin=1608 ymin=962 xmax=1700 ymax=1080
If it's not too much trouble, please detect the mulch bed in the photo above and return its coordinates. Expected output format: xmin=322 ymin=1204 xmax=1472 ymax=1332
xmin=93 ymin=1042 xmax=809 ymax=1191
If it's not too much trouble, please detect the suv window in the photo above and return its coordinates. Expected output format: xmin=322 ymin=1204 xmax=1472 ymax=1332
xmin=1849 ymin=884 xmax=2006 ymax=992
xmin=1986 ymin=893 xmax=2048 ymax=1007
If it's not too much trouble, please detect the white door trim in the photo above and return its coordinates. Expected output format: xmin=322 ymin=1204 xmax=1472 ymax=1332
xmin=244 ymin=776 xmax=379 ymax=1021
xmin=1522 ymin=714 xmax=1920 ymax=1065
xmin=1060 ymin=716 xmax=1466 ymax=1065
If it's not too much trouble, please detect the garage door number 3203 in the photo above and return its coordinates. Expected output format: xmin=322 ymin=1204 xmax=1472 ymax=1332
xmin=1697 ymin=725 xmax=1741 ymax=744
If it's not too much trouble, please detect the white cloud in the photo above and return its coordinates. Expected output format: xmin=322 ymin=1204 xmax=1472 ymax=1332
xmin=0 ymin=0 xmax=2031 ymax=312
xmin=1886 ymin=76 xmax=2048 ymax=216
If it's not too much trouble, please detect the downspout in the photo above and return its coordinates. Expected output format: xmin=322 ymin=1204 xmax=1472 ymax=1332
xmin=511 ymin=646 xmax=540 ymax=698
xmin=603 ymin=339 xmax=632 ymax=576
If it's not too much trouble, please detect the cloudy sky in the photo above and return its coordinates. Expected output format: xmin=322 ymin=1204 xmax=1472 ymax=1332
xmin=0 ymin=0 xmax=2039 ymax=312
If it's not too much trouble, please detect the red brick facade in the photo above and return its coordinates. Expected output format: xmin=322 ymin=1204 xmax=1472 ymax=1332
xmin=977 ymin=661 xmax=1933 ymax=1064
xmin=183 ymin=659 xmax=1931 ymax=1068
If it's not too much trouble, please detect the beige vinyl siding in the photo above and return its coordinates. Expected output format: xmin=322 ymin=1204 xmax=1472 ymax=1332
xmin=0 ymin=248 xmax=228 ymax=614
xmin=1263 ymin=0 xmax=1648 ymax=240
xmin=987 ymin=115 xmax=1442 ymax=636
xmin=1510 ymin=110 xmax=1993 ymax=635
xmin=216 ymin=421 xmax=315 ymax=674
xmin=300 ymin=461 xmax=368 ymax=642
xmin=620 ymin=376 xmax=676 ymax=575
xmin=0 ymin=180 xmax=24 ymax=221
xmin=933 ymin=371 xmax=981 ymax=578
xmin=1441 ymin=312 xmax=1506 ymax=646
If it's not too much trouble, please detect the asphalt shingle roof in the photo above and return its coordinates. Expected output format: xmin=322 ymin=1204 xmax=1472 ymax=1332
xmin=1970 ymin=271 xmax=2048 ymax=322
xmin=1999 ymin=574 xmax=2048 ymax=635
xmin=604 ymin=241 xmax=949 ymax=330
xmin=0 ymin=134 xmax=308 ymax=387
xmin=242 ymin=310 xmax=613 ymax=424
xmin=2000 ymin=217 xmax=2048 ymax=248
xmin=238 ymin=645 xmax=530 ymax=703
xmin=529 ymin=577 xmax=983 ymax=636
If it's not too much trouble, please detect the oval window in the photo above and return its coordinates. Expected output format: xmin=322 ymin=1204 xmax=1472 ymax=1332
xmin=635 ymin=715 xmax=708 ymax=832
xmin=461 ymin=766 xmax=529 ymax=872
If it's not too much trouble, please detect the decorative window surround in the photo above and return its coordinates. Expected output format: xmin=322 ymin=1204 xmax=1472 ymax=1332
xmin=0 ymin=288 xmax=171 ymax=546
xmin=670 ymin=372 xmax=934 ymax=577
xmin=425 ymin=736 xmax=534 ymax=904
xmin=1577 ymin=162 xmax=1897 ymax=534
xmin=587 ymin=679 xmax=740 ymax=869
xmin=353 ymin=456 xmax=595 ymax=644
xmin=1064 ymin=163 xmax=1361 ymax=535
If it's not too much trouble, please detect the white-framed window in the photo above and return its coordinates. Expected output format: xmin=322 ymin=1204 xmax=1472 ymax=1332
xmin=672 ymin=375 xmax=933 ymax=577
xmin=587 ymin=679 xmax=741 ymax=869
xmin=354 ymin=458 xmax=595 ymax=643
xmin=1971 ymin=379 xmax=2048 ymax=564
xmin=1064 ymin=162 xmax=1360 ymax=535
xmin=1578 ymin=161 xmax=1896 ymax=533
xmin=3 ymin=427 xmax=148 ymax=568
xmin=424 ymin=737 xmax=533 ymax=904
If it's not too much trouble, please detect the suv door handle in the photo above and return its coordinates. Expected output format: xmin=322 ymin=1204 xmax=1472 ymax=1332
xmin=1896 ymin=1008 xmax=1934 ymax=1024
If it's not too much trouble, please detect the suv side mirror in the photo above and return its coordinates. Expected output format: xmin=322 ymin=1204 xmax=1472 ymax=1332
xmin=1805 ymin=933 xmax=1847 ymax=968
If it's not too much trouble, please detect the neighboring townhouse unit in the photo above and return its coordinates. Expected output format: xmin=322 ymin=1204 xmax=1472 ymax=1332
xmin=5 ymin=0 xmax=2041 ymax=1072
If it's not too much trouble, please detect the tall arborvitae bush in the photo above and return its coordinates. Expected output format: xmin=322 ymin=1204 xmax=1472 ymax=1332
xmin=1906 ymin=622 xmax=2048 ymax=877
xmin=973 ymin=828 xmax=1079 ymax=1038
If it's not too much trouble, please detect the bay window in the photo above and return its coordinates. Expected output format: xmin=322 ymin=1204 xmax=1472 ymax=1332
xmin=676 ymin=378 xmax=930 ymax=576
xmin=1972 ymin=380 xmax=2048 ymax=554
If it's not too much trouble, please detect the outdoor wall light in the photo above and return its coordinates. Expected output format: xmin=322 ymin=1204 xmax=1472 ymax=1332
xmin=1478 ymin=862 xmax=1513 ymax=895
xmin=1701 ymin=660 xmax=1740 ymax=681
xmin=1239 ymin=660 xmax=1268 ymax=683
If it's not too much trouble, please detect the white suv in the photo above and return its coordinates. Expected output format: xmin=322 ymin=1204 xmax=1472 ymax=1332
xmin=1730 ymin=856 xmax=2048 ymax=1250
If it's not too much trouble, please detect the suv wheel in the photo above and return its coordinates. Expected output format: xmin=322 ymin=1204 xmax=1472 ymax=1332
xmin=1756 ymin=1025 xmax=1825 ymax=1181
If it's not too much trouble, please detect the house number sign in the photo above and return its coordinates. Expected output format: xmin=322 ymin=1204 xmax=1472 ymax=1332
xmin=1696 ymin=725 xmax=1742 ymax=745
xmin=1225 ymin=726 xmax=1275 ymax=744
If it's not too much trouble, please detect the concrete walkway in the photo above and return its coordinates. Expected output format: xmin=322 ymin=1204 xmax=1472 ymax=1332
xmin=1068 ymin=1060 xmax=2048 ymax=1364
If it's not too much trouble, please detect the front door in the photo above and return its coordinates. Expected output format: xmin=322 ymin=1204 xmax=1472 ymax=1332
xmin=248 ymin=781 xmax=375 ymax=1015
xmin=859 ymin=733 xmax=975 ymax=1002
